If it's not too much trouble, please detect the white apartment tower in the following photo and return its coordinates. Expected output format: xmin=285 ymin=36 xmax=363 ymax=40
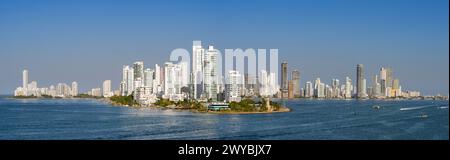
xmin=71 ymin=81 xmax=78 ymax=96
xmin=192 ymin=40 xmax=204 ymax=99
xmin=153 ymin=64 xmax=161 ymax=94
xmin=144 ymin=68 xmax=154 ymax=91
xmin=226 ymin=70 xmax=243 ymax=102
xmin=344 ymin=76 xmax=353 ymax=98
xmin=103 ymin=80 xmax=112 ymax=97
xmin=203 ymin=45 xmax=219 ymax=101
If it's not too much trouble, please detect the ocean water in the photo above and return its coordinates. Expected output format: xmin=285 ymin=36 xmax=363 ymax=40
xmin=0 ymin=96 xmax=448 ymax=140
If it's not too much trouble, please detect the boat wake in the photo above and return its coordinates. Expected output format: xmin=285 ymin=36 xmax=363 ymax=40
xmin=400 ymin=105 xmax=436 ymax=111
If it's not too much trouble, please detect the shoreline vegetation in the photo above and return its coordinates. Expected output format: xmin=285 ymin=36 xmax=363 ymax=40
xmin=106 ymin=95 xmax=291 ymax=114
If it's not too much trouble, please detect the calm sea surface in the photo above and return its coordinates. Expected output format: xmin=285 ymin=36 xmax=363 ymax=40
xmin=0 ymin=96 xmax=448 ymax=140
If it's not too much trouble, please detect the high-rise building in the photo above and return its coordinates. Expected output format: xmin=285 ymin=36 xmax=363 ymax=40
xmin=281 ymin=61 xmax=288 ymax=98
xmin=71 ymin=81 xmax=78 ymax=96
xmin=103 ymin=80 xmax=112 ymax=97
xmin=314 ymin=78 xmax=325 ymax=98
xmin=120 ymin=65 xmax=134 ymax=96
xmin=392 ymin=79 xmax=399 ymax=90
xmin=56 ymin=83 xmax=69 ymax=97
xmin=288 ymin=80 xmax=294 ymax=99
xmin=192 ymin=40 xmax=204 ymax=99
xmin=332 ymin=78 xmax=340 ymax=98
xmin=379 ymin=67 xmax=393 ymax=96
xmin=164 ymin=62 xmax=177 ymax=96
xmin=392 ymin=78 xmax=401 ymax=97
xmin=133 ymin=61 xmax=144 ymax=82
xmin=260 ymin=70 xmax=269 ymax=96
xmin=362 ymin=78 xmax=367 ymax=97
xmin=305 ymin=81 xmax=313 ymax=98
xmin=23 ymin=69 xmax=28 ymax=91
xmin=356 ymin=64 xmax=365 ymax=98
xmin=259 ymin=70 xmax=279 ymax=97
xmin=330 ymin=79 xmax=341 ymax=98
xmin=144 ymin=68 xmax=154 ymax=92
xmin=178 ymin=61 xmax=189 ymax=88
xmin=226 ymin=70 xmax=242 ymax=102
xmin=291 ymin=70 xmax=300 ymax=97
xmin=325 ymin=85 xmax=332 ymax=98
xmin=314 ymin=78 xmax=320 ymax=97
xmin=203 ymin=45 xmax=218 ymax=101
xmin=133 ymin=78 xmax=142 ymax=99
xmin=163 ymin=61 xmax=189 ymax=99
xmin=318 ymin=83 xmax=325 ymax=98
xmin=386 ymin=68 xmax=393 ymax=88
xmin=344 ymin=77 xmax=352 ymax=98
xmin=153 ymin=64 xmax=161 ymax=94
xmin=371 ymin=75 xmax=381 ymax=97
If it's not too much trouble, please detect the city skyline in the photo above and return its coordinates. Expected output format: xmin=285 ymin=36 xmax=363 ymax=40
xmin=7 ymin=48 xmax=449 ymax=97
xmin=13 ymin=40 xmax=434 ymax=102
xmin=1 ymin=0 xmax=448 ymax=95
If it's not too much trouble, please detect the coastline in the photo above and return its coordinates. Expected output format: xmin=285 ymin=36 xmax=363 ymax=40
xmin=100 ymin=97 xmax=292 ymax=114
xmin=6 ymin=96 xmax=447 ymax=115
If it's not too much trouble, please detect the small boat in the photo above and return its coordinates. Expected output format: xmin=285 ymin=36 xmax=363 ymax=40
xmin=372 ymin=105 xmax=381 ymax=109
xmin=419 ymin=114 xmax=428 ymax=118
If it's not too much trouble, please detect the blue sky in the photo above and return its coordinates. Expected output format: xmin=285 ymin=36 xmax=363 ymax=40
xmin=0 ymin=0 xmax=448 ymax=95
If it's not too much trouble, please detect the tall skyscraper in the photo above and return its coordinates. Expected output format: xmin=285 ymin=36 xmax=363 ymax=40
xmin=314 ymin=78 xmax=325 ymax=98
xmin=178 ymin=61 xmax=189 ymax=88
xmin=288 ymin=80 xmax=294 ymax=99
xmin=203 ymin=45 xmax=218 ymax=101
xmin=164 ymin=62 xmax=175 ymax=96
xmin=386 ymin=68 xmax=393 ymax=88
xmin=143 ymin=68 xmax=154 ymax=92
xmin=153 ymin=64 xmax=161 ymax=94
xmin=356 ymin=64 xmax=365 ymax=98
xmin=362 ymin=78 xmax=367 ymax=97
xmin=133 ymin=61 xmax=144 ymax=81
xmin=392 ymin=78 xmax=401 ymax=97
xmin=22 ymin=69 xmax=28 ymax=90
xmin=371 ymin=75 xmax=380 ymax=97
xmin=163 ymin=61 xmax=189 ymax=99
xmin=121 ymin=65 xmax=134 ymax=96
xmin=318 ymin=83 xmax=325 ymax=98
xmin=332 ymin=78 xmax=340 ymax=98
xmin=291 ymin=70 xmax=300 ymax=97
xmin=344 ymin=76 xmax=352 ymax=98
xmin=281 ymin=61 xmax=288 ymax=98
xmin=71 ymin=81 xmax=78 ymax=96
xmin=379 ymin=67 xmax=392 ymax=96
xmin=103 ymin=80 xmax=112 ymax=97
xmin=305 ymin=81 xmax=313 ymax=98
xmin=192 ymin=40 xmax=204 ymax=99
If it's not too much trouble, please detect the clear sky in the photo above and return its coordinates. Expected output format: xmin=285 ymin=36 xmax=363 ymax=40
xmin=0 ymin=0 xmax=448 ymax=95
